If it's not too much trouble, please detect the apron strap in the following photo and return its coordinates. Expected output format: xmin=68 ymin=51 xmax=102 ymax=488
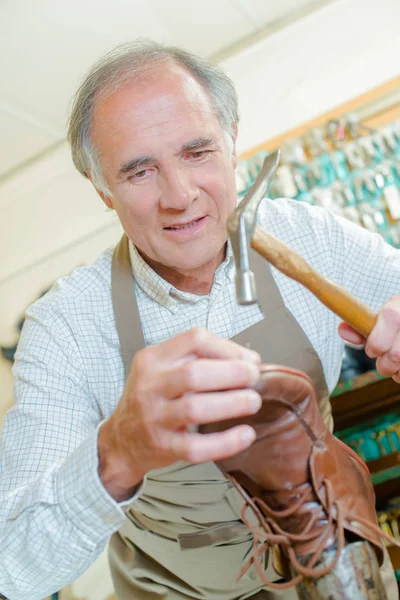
xmin=111 ymin=235 xmax=145 ymax=381
xmin=248 ymin=248 xmax=285 ymax=315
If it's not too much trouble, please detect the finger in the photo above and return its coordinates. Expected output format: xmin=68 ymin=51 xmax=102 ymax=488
xmin=392 ymin=373 xmax=400 ymax=384
xmin=376 ymin=355 xmax=397 ymax=376
xmin=388 ymin=331 xmax=400 ymax=365
xmin=160 ymin=358 xmax=260 ymax=399
xmin=160 ymin=389 xmax=262 ymax=428
xmin=366 ymin=304 xmax=400 ymax=358
xmin=169 ymin=425 xmax=257 ymax=464
xmin=375 ymin=332 xmax=400 ymax=376
xmin=149 ymin=327 xmax=260 ymax=364
xmin=338 ymin=322 xmax=366 ymax=345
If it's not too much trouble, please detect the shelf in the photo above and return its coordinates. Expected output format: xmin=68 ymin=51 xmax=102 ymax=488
xmin=374 ymin=477 xmax=400 ymax=506
xmin=388 ymin=545 xmax=400 ymax=570
xmin=331 ymin=377 xmax=400 ymax=432
xmin=368 ymin=452 xmax=400 ymax=475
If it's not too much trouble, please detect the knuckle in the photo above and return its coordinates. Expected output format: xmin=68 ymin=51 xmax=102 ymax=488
xmin=188 ymin=327 xmax=208 ymax=347
xmin=376 ymin=358 xmax=392 ymax=376
xmin=364 ymin=344 xmax=375 ymax=358
xmin=183 ymin=444 xmax=200 ymax=464
xmin=237 ymin=361 xmax=258 ymax=385
xmin=181 ymin=395 xmax=198 ymax=423
xmin=383 ymin=305 xmax=400 ymax=327
xmin=389 ymin=349 xmax=400 ymax=363
xmin=133 ymin=347 xmax=151 ymax=372
xmin=181 ymin=362 xmax=198 ymax=390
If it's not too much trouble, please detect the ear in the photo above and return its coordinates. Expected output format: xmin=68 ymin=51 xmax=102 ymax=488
xmin=85 ymin=169 xmax=114 ymax=209
xmin=98 ymin=192 xmax=114 ymax=210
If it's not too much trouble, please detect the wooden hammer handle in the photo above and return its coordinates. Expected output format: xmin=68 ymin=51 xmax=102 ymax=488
xmin=252 ymin=225 xmax=378 ymax=338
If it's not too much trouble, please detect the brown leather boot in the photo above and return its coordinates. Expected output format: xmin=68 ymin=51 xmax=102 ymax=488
xmin=200 ymin=365 xmax=397 ymax=590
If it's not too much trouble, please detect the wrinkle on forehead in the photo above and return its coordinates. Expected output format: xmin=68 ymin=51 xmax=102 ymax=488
xmin=93 ymin=64 xmax=214 ymax=126
xmin=91 ymin=65 xmax=219 ymax=156
xmin=133 ymin=96 xmax=211 ymax=135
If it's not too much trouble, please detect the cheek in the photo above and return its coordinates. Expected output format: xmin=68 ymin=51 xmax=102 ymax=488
xmin=200 ymin=162 xmax=236 ymax=208
xmin=217 ymin=167 xmax=237 ymax=214
xmin=114 ymin=190 xmax=157 ymax=233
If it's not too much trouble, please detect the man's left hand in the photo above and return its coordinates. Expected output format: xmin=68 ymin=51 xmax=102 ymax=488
xmin=338 ymin=294 xmax=400 ymax=384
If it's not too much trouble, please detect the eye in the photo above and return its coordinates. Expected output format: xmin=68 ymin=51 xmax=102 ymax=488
xmin=128 ymin=168 xmax=153 ymax=182
xmin=133 ymin=169 xmax=148 ymax=178
xmin=188 ymin=150 xmax=211 ymax=160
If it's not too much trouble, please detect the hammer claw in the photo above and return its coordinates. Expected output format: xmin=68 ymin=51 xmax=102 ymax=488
xmin=228 ymin=150 xmax=281 ymax=305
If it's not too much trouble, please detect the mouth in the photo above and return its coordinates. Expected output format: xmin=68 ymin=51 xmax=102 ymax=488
xmin=163 ymin=216 xmax=206 ymax=231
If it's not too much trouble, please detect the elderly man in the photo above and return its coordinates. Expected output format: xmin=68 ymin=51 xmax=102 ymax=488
xmin=1 ymin=40 xmax=400 ymax=600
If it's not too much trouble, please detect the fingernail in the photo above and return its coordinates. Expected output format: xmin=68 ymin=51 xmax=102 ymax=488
xmin=249 ymin=392 xmax=262 ymax=413
xmin=243 ymin=349 xmax=261 ymax=364
xmin=241 ymin=427 xmax=256 ymax=446
xmin=248 ymin=362 xmax=260 ymax=384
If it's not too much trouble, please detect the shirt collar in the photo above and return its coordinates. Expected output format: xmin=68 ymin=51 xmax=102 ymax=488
xmin=128 ymin=240 xmax=235 ymax=311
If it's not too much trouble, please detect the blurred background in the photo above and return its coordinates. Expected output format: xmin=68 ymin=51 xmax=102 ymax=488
xmin=1 ymin=0 xmax=400 ymax=598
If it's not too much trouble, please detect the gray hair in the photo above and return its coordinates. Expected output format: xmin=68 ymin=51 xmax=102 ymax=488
xmin=67 ymin=39 xmax=240 ymax=195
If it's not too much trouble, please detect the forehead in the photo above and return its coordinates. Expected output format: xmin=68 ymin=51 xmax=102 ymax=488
xmin=91 ymin=64 xmax=222 ymax=159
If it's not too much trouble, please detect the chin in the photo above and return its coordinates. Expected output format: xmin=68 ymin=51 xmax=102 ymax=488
xmin=151 ymin=236 xmax=226 ymax=272
xmin=167 ymin=251 xmax=215 ymax=271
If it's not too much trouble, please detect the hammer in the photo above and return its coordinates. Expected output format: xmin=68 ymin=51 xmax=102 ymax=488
xmin=228 ymin=150 xmax=377 ymax=338
xmin=227 ymin=152 xmax=389 ymax=597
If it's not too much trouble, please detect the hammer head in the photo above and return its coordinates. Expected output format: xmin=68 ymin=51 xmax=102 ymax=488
xmin=228 ymin=150 xmax=280 ymax=305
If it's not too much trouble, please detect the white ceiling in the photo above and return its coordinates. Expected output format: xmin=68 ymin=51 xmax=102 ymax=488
xmin=0 ymin=0 xmax=328 ymax=181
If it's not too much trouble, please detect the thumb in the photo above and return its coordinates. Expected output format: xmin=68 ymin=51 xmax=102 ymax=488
xmin=338 ymin=321 xmax=366 ymax=345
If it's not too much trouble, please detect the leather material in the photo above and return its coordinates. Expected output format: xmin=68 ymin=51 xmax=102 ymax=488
xmin=200 ymin=365 xmax=391 ymax=584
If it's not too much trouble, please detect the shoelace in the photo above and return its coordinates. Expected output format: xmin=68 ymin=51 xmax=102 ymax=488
xmin=229 ymin=472 xmax=344 ymax=590
xmin=219 ymin=389 xmax=400 ymax=590
xmin=228 ymin=468 xmax=400 ymax=591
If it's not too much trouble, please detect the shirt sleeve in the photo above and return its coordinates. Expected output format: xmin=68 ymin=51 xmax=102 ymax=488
xmin=334 ymin=212 xmax=400 ymax=310
xmin=257 ymin=198 xmax=400 ymax=390
xmin=0 ymin=298 xmax=139 ymax=600
xmin=264 ymin=198 xmax=400 ymax=311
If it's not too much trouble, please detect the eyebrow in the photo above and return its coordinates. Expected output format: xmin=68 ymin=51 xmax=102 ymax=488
xmin=180 ymin=137 xmax=214 ymax=153
xmin=117 ymin=137 xmax=215 ymax=178
xmin=118 ymin=156 xmax=153 ymax=177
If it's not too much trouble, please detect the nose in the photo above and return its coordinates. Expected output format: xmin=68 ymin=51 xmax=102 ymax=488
xmin=159 ymin=165 xmax=197 ymax=211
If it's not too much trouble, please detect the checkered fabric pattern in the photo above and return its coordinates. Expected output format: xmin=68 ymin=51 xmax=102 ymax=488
xmin=1 ymin=198 xmax=400 ymax=600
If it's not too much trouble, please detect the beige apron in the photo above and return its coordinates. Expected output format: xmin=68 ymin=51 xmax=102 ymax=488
xmin=108 ymin=235 xmax=397 ymax=600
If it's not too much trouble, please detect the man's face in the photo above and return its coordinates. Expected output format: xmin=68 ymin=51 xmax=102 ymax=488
xmin=90 ymin=64 xmax=237 ymax=283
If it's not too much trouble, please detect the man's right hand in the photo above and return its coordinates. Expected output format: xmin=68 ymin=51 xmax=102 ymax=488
xmin=98 ymin=328 xmax=261 ymax=501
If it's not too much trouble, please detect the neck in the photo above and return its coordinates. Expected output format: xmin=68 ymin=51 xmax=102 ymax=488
xmin=141 ymin=246 xmax=226 ymax=295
